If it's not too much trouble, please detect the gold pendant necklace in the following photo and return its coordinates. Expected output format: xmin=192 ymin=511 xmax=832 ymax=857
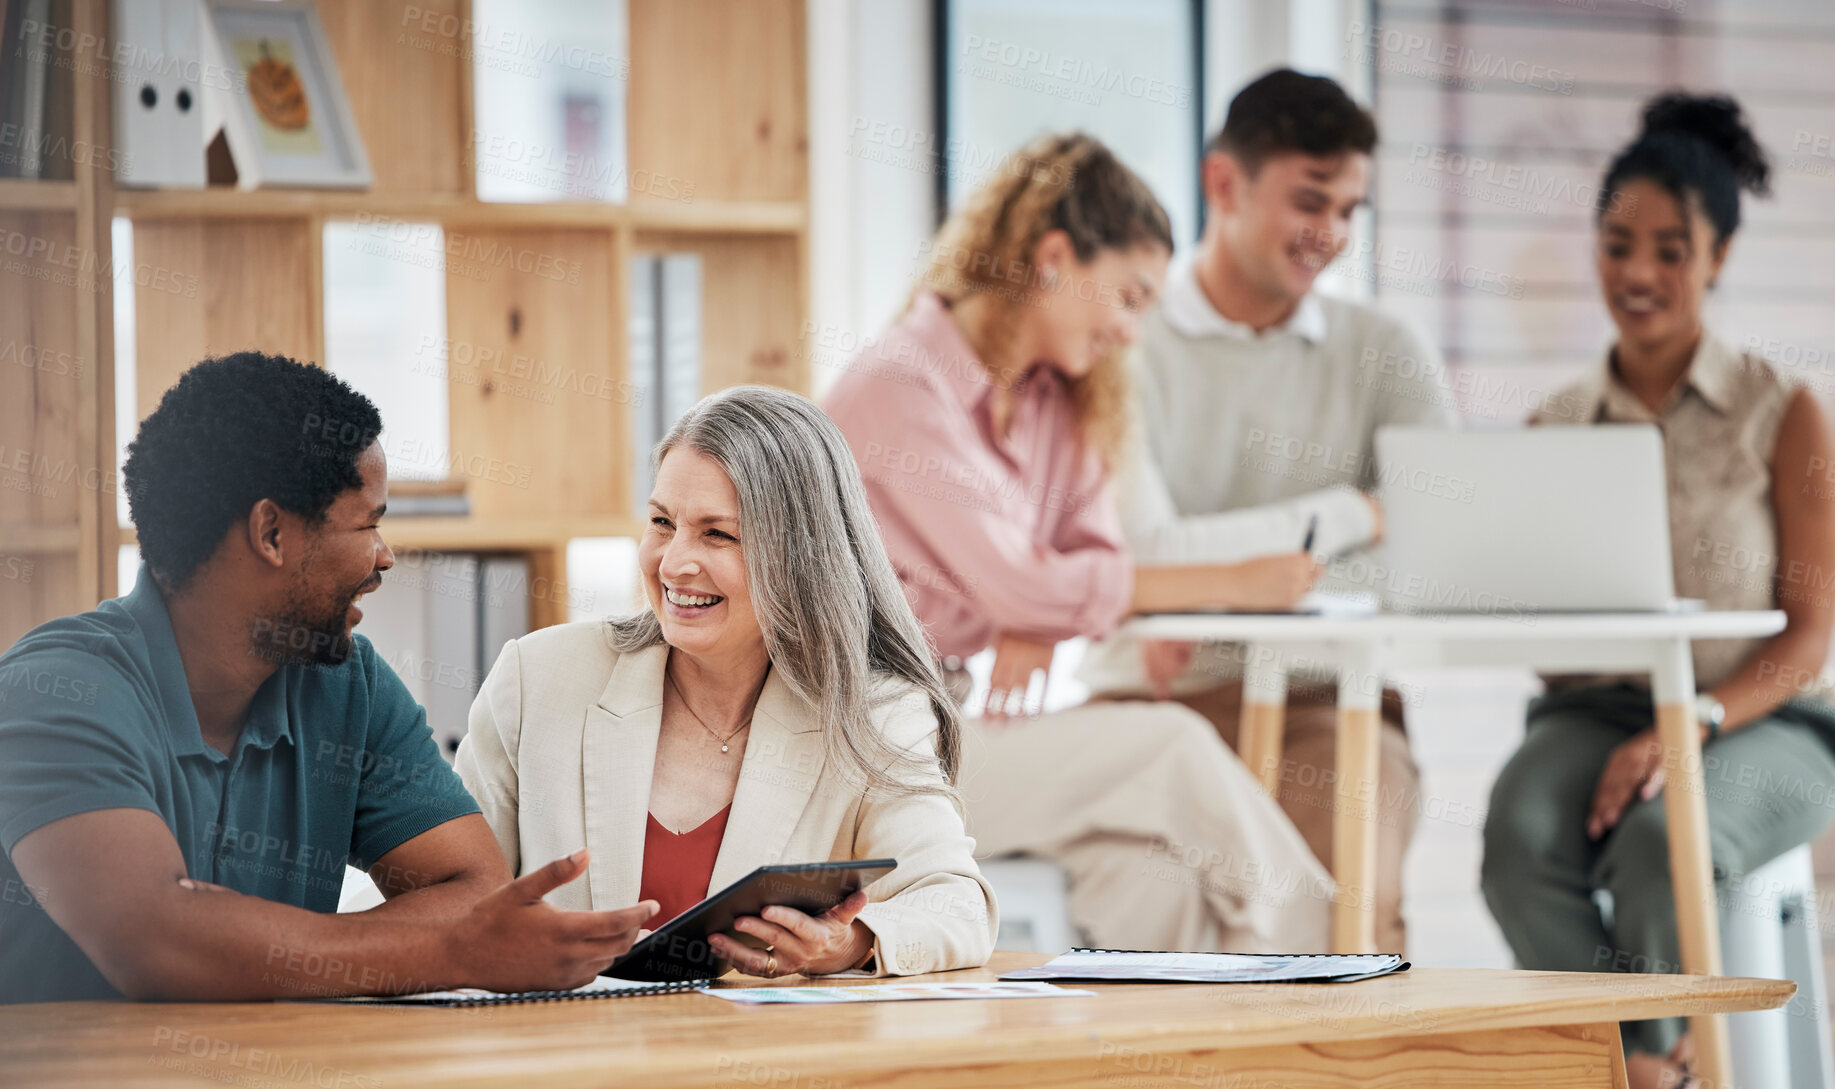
xmin=665 ymin=668 xmax=751 ymax=752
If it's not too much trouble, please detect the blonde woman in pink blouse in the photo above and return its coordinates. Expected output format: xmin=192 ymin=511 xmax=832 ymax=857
xmin=824 ymin=134 xmax=1331 ymax=954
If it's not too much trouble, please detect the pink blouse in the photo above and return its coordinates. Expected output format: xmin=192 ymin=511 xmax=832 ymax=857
xmin=822 ymin=292 xmax=1134 ymax=661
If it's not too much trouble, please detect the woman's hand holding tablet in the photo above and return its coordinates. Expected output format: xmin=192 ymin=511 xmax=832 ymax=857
xmin=605 ymin=860 xmax=896 ymax=983
xmin=711 ymin=889 xmax=873 ymax=978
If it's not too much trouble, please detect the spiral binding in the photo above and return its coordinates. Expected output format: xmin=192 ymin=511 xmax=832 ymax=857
xmin=1071 ymin=948 xmax=1396 ymax=960
xmin=392 ymin=977 xmax=712 ymax=1006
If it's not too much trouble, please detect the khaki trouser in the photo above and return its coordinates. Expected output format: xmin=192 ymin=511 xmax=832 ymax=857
xmin=1157 ymin=680 xmax=1420 ymax=956
xmin=955 ymin=699 xmax=1333 ymax=954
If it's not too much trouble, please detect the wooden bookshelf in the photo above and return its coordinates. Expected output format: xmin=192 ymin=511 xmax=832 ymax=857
xmin=1 ymin=0 xmax=810 ymax=647
xmin=0 ymin=0 xmax=114 ymax=649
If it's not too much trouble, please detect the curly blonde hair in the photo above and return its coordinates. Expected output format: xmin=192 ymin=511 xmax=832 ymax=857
xmin=914 ymin=133 xmax=1172 ymax=467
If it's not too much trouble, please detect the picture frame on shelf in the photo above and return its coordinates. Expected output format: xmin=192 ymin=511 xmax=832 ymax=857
xmin=199 ymin=0 xmax=372 ymax=189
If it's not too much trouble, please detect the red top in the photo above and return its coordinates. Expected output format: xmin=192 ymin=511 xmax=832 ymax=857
xmin=639 ymin=805 xmax=733 ymax=925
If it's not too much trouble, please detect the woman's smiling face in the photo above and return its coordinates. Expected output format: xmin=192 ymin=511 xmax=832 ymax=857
xmin=639 ymin=447 xmax=765 ymax=667
xmin=1596 ymin=177 xmax=1726 ymax=359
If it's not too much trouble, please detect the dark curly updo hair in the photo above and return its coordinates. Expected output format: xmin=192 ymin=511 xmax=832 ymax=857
xmin=1599 ymin=92 xmax=1771 ymax=244
xmin=124 ymin=352 xmax=382 ymax=590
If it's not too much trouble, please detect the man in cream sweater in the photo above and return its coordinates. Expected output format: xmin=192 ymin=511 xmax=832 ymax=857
xmin=1081 ymin=69 xmax=1455 ymax=956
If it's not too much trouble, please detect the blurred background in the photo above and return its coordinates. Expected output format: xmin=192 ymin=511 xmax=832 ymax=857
xmin=3 ymin=0 xmax=1833 ymax=971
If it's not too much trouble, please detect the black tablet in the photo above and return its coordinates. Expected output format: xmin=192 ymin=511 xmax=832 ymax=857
xmin=603 ymin=858 xmax=898 ymax=983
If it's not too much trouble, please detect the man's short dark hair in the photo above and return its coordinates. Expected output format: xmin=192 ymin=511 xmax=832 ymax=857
xmin=1207 ymin=68 xmax=1378 ymax=174
xmin=124 ymin=352 xmax=382 ymax=590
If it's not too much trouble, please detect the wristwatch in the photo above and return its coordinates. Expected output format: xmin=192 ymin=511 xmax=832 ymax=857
xmin=1695 ymin=692 xmax=1725 ymax=742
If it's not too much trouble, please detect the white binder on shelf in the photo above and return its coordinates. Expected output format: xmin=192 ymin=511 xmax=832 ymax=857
xmin=109 ymin=0 xmax=207 ymax=188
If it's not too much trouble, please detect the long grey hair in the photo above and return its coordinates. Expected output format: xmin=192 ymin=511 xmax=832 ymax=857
xmin=607 ymin=385 xmax=961 ymax=794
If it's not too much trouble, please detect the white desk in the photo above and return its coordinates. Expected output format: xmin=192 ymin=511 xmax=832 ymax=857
xmin=1123 ymin=608 xmax=1787 ymax=1089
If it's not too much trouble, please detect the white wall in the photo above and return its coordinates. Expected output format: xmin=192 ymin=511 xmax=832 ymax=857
xmin=808 ymin=0 xmax=937 ymax=397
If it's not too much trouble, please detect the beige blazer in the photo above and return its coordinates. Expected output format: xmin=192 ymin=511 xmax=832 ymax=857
xmin=453 ymin=622 xmax=997 ymax=976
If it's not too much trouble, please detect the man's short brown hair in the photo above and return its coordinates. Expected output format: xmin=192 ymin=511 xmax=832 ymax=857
xmin=1207 ymin=68 xmax=1377 ymax=174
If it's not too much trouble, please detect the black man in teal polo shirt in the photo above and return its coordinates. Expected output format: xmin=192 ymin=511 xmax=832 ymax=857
xmin=0 ymin=353 xmax=656 ymax=1003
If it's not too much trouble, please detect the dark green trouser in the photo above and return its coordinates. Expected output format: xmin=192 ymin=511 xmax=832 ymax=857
xmin=1481 ymin=683 xmax=1835 ymax=1057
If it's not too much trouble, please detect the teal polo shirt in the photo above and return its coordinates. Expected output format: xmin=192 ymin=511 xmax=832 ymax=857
xmin=0 ymin=564 xmax=480 ymax=1003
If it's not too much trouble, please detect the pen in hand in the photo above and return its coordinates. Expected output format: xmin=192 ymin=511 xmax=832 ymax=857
xmin=1301 ymin=514 xmax=1318 ymax=554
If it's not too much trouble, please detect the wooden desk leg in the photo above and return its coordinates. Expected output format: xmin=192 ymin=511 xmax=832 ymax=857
xmin=1609 ymin=1026 xmax=1632 ymax=1089
xmin=1653 ymin=636 xmax=1730 ymax=1089
xmin=1332 ymin=646 xmax=1382 ymax=954
xmin=1241 ymin=648 xmax=1287 ymax=796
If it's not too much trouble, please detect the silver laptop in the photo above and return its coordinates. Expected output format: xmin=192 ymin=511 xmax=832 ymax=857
xmin=1373 ymin=426 xmax=1683 ymax=613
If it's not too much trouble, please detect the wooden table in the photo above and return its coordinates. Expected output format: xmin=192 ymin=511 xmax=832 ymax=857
xmin=1123 ymin=608 xmax=1789 ymax=1089
xmin=0 ymin=952 xmax=1791 ymax=1088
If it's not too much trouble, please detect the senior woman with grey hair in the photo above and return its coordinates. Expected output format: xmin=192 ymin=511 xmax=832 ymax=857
xmin=455 ymin=386 xmax=996 ymax=978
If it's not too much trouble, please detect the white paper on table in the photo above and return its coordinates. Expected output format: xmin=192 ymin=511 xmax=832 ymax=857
xmin=700 ymin=981 xmax=1094 ymax=1004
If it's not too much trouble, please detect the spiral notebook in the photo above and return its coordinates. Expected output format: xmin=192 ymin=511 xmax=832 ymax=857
xmin=999 ymin=949 xmax=1408 ymax=984
xmin=331 ymin=974 xmax=712 ymax=1007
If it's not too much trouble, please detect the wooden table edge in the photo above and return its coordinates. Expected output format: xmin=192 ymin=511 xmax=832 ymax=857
xmin=0 ymin=968 xmax=1794 ymax=1067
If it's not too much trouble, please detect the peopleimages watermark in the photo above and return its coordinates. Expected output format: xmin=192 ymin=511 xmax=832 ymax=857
xmin=14 ymin=16 xmax=245 ymax=99
xmin=1746 ymin=334 xmax=1835 ymax=390
xmin=1690 ymin=532 xmax=1835 ymax=617
xmin=398 ymin=5 xmax=629 ymax=82
xmin=710 ymin=1055 xmax=844 ymax=1089
xmin=0 ymin=339 xmax=84 ymax=380
xmin=1358 ymin=347 xmax=1589 ymax=421
xmin=1783 ymin=129 xmax=1835 ymax=179
xmin=0 ymin=660 xmax=100 ymax=705
xmin=1297 ymin=228 xmax=1524 ymax=300
xmin=858 ymin=440 xmax=1096 ymax=518
xmin=1558 ymin=0 xmax=1686 ymax=11
xmin=0 ymin=553 xmax=36 ymax=585
xmin=468 ymin=130 xmax=695 ymax=203
xmin=1406 ymin=144 xmax=1633 ymax=216
xmin=1323 ymin=553 xmax=1538 ymax=622
xmin=150 ymin=1025 xmax=379 ymax=1088
xmin=1344 ymin=20 xmax=1577 ymax=95
xmin=1240 ymin=427 xmax=1479 ymax=504
xmin=0 ymin=226 xmax=198 ymax=298
xmin=350 ymin=211 xmax=585 ymax=284
xmin=847 ymin=117 xmax=1073 ymax=187
xmin=0 ymin=120 xmax=133 ymax=175
xmin=381 ymin=435 xmax=535 ymax=493
xmin=413 ymin=334 xmax=641 ymax=406
xmin=0 ymin=444 xmax=120 ymax=499
xmin=954 ymin=34 xmax=1192 ymax=109
xmin=799 ymin=318 xmax=1031 ymax=392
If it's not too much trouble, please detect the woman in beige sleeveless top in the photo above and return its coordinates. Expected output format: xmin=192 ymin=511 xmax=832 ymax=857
xmin=1481 ymin=93 xmax=1835 ymax=1089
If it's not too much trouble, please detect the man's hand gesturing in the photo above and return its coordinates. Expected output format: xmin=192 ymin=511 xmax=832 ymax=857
xmin=446 ymin=849 xmax=658 ymax=993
